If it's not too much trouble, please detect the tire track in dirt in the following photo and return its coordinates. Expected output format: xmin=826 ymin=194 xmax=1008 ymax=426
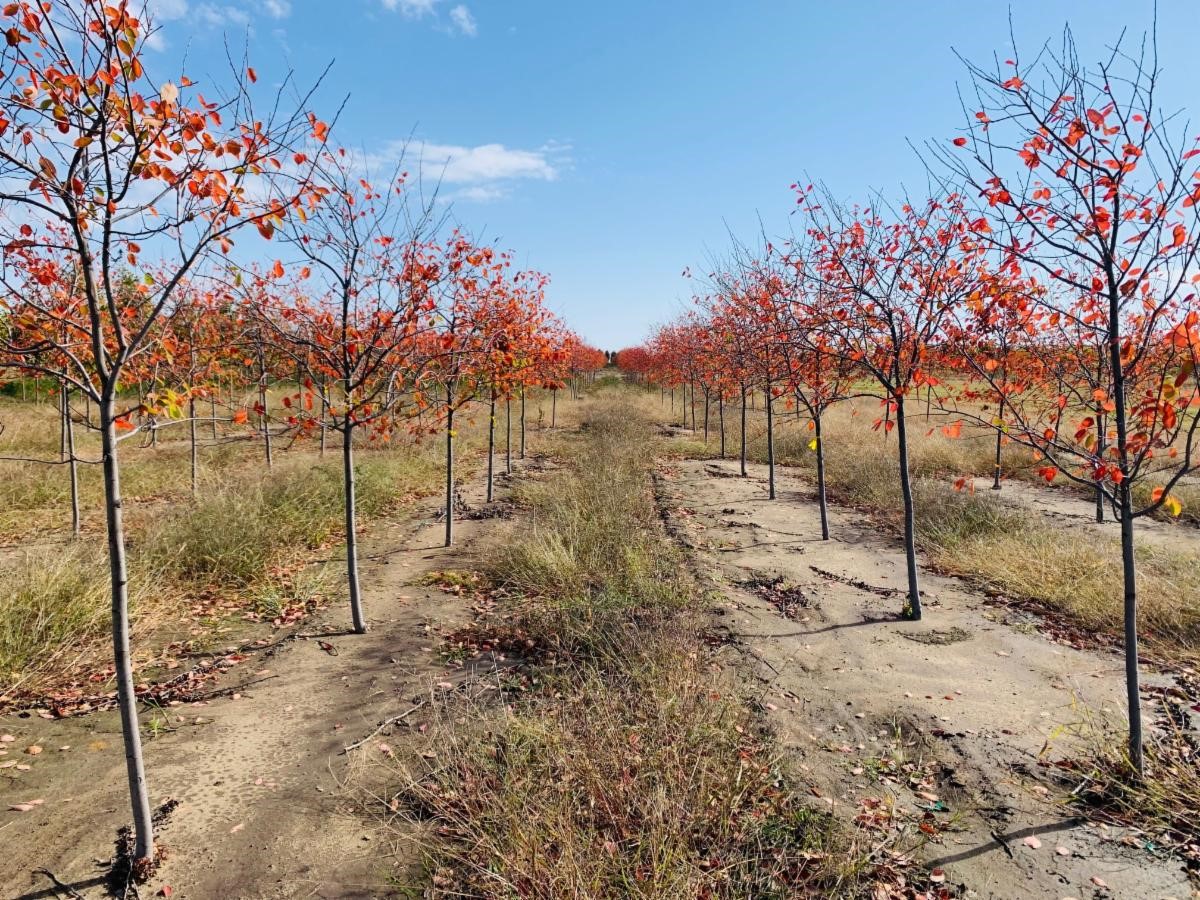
xmin=660 ymin=455 xmax=1194 ymax=900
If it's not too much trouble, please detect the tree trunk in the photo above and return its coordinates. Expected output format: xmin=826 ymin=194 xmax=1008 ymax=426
xmin=59 ymin=382 xmax=67 ymax=460
xmin=486 ymin=391 xmax=496 ymax=503
xmin=815 ymin=411 xmax=829 ymax=540
xmin=189 ymin=396 xmax=199 ymax=498
xmin=1118 ymin=493 xmax=1142 ymax=772
xmin=505 ymin=396 xmax=512 ymax=475
xmin=101 ymin=394 xmax=154 ymax=862
xmin=718 ymin=395 xmax=726 ymax=459
xmin=703 ymin=388 xmax=710 ymax=443
xmin=992 ymin=430 xmax=1003 ymax=490
xmin=342 ymin=425 xmax=367 ymax=632
xmin=445 ymin=396 xmax=456 ymax=548
xmin=520 ymin=387 xmax=526 ymax=460
xmin=1106 ymin=277 xmax=1141 ymax=772
xmin=739 ymin=384 xmax=748 ymax=477
xmin=259 ymin=364 xmax=272 ymax=469
xmin=895 ymin=396 xmax=922 ymax=620
xmin=319 ymin=380 xmax=327 ymax=458
xmin=210 ymin=392 xmax=218 ymax=441
xmin=551 ymin=388 xmax=557 ymax=428
xmin=690 ymin=378 xmax=697 ymax=432
xmin=65 ymin=385 xmax=80 ymax=538
xmin=1095 ymin=415 xmax=1105 ymax=522
xmin=766 ymin=383 xmax=776 ymax=500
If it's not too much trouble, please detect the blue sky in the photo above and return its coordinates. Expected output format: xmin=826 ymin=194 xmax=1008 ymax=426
xmin=145 ymin=0 xmax=1200 ymax=350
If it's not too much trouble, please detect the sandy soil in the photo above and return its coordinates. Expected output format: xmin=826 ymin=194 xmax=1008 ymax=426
xmin=0 ymin=457 xmax=527 ymax=899
xmin=658 ymin=455 xmax=1195 ymax=900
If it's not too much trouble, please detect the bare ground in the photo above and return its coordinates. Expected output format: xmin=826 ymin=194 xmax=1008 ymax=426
xmin=658 ymin=455 xmax=1196 ymax=900
xmin=0 ymin=456 xmax=531 ymax=900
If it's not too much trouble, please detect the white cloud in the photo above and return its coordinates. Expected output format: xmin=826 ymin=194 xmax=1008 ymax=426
xmin=361 ymin=139 xmax=569 ymax=204
xmin=448 ymin=5 xmax=476 ymax=36
xmin=139 ymin=0 xmax=289 ymax=49
xmin=382 ymin=0 xmax=441 ymax=17
xmin=446 ymin=185 xmax=509 ymax=203
xmin=419 ymin=142 xmax=557 ymax=184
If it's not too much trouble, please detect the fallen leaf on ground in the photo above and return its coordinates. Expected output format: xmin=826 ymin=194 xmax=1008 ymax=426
xmin=230 ymin=822 xmax=245 ymax=834
xmin=1023 ymin=836 xmax=1042 ymax=849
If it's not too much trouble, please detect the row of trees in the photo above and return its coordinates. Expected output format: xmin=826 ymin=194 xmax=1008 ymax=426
xmin=619 ymin=26 xmax=1200 ymax=775
xmin=0 ymin=1 xmax=603 ymax=867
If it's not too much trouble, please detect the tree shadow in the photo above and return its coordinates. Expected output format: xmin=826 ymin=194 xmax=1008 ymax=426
xmin=924 ymin=817 xmax=1088 ymax=868
xmin=13 ymin=872 xmax=108 ymax=900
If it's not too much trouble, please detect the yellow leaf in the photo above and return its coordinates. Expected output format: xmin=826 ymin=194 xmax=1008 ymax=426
xmin=807 ymin=438 xmax=818 ymax=451
xmin=1166 ymin=495 xmax=1182 ymax=517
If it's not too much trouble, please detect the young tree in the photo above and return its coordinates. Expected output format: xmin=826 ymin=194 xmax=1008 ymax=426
xmin=0 ymin=1 xmax=327 ymax=864
xmin=934 ymin=28 xmax=1200 ymax=768
xmin=262 ymin=147 xmax=438 ymax=633
xmin=801 ymin=189 xmax=989 ymax=619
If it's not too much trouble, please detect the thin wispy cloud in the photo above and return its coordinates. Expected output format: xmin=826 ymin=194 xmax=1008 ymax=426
xmin=140 ymin=0 xmax=292 ymax=49
xmin=363 ymin=139 xmax=570 ymax=203
xmin=381 ymin=0 xmax=478 ymax=37
xmin=448 ymin=5 xmax=477 ymax=37
xmin=382 ymin=0 xmax=440 ymax=17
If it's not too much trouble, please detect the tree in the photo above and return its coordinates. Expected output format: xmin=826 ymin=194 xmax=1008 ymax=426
xmin=800 ymin=189 xmax=989 ymax=619
xmin=934 ymin=27 xmax=1200 ymax=768
xmin=262 ymin=146 xmax=438 ymax=633
xmin=0 ymin=1 xmax=327 ymax=864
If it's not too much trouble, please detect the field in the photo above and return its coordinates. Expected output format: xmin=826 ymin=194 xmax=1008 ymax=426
xmin=4 ymin=4 xmax=1200 ymax=899
xmin=2 ymin=382 xmax=1198 ymax=899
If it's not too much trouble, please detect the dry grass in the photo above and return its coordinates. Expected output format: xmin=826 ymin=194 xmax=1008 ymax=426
xmin=374 ymin=392 xmax=867 ymax=898
xmin=0 ymin=395 xmax=524 ymax=704
xmin=1046 ymin=698 xmax=1200 ymax=871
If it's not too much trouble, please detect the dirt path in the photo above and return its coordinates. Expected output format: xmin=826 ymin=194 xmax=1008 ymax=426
xmin=1 ymin=456 xmax=528 ymax=899
xmin=659 ymin=456 xmax=1195 ymax=900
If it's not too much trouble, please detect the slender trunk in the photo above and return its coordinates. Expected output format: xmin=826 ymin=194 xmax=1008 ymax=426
xmin=1107 ymin=277 xmax=1142 ymax=772
xmin=1095 ymin=416 xmax=1105 ymax=522
xmin=895 ymin=396 xmax=922 ymax=620
xmin=718 ymin=396 xmax=726 ymax=459
xmin=766 ymin=383 xmax=776 ymax=500
xmin=343 ymin=425 xmax=367 ymax=633
xmin=992 ymin=427 xmax=1003 ymax=490
xmin=259 ymin=363 xmax=272 ymax=469
xmin=65 ymin=385 xmax=80 ymax=538
xmin=815 ymin=412 xmax=829 ymax=540
xmin=319 ymin=380 xmax=327 ymax=458
xmin=739 ymin=383 xmax=748 ymax=477
xmin=520 ymin=387 xmax=526 ymax=460
xmin=486 ymin=391 xmax=496 ymax=503
xmin=925 ymin=384 xmax=932 ymax=421
xmin=445 ymin=396 xmax=456 ymax=548
xmin=101 ymin=394 xmax=154 ymax=862
xmin=551 ymin=388 xmax=557 ymax=428
xmin=703 ymin=388 xmax=710 ymax=443
xmin=1118 ymin=489 xmax=1142 ymax=771
xmin=690 ymin=378 xmax=697 ymax=432
xmin=189 ymin=396 xmax=199 ymax=499
xmin=505 ymin=396 xmax=512 ymax=475
xmin=59 ymin=382 xmax=67 ymax=460
xmin=209 ymin=392 xmax=218 ymax=441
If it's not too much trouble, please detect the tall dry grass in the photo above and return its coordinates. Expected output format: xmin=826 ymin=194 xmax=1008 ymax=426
xmin=379 ymin=392 xmax=867 ymax=898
